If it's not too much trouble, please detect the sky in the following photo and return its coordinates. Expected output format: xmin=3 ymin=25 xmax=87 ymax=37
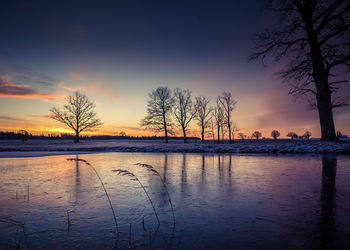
xmin=0 ymin=0 xmax=349 ymax=138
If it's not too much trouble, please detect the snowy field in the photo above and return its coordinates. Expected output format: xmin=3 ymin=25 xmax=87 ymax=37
xmin=0 ymin=139 xmax=349 ymax=157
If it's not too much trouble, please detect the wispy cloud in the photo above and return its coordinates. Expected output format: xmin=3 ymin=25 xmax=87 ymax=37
xmin=0 ymin=116 xmax=26 ymax=122
xmin=28 ymin=114 xmax=53 ymax=120
xmin=63 ymin=72 xmax=129 ymax=102
xmin=115 ymin=126 xmax=147 ymax=132
xmin=0 ymin=75 xmax=55 ymax=99
xmin=0 ymin=62 xmax=59 ymax=88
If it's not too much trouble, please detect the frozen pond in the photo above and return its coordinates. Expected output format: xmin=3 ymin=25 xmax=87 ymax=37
xmin=0 ymin=153 xmax=350 ymax=249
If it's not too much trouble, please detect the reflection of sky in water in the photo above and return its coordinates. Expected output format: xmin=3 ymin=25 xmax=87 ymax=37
xmin=0 ymin=153 xmax=350 ymax=249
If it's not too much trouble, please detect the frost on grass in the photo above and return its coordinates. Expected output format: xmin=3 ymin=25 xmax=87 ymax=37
xmin=0 ymin=139 xmax=349 ymax=156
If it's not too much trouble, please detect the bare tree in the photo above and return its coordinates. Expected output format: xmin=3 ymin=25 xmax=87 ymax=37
xmin=173 ymin=88 xmax=196 ymax=143
xmin=221 ymin=122 xmax=225 ymax=143
xmin=19 ymin=130 xmax=29 ymax=142
xmin=271 ymin=130 xmax=281 ymax=140
xmin=238 ymin=132 xmax=246 ymax=141
xmin=230 ymin=122 xmax=239 ymax=142
xmin=303 ymin=131 xmax=312 ymax=139
xmin=194 ymin=96 xmax=213 ymax=143
xmin=250 ymin=0 xmax=350 ymax=141
xmin=50 ymin=92 xmax=102 ymax=143
xmin=213 ymin=99 xmax=224 ymax=144
xmin=119 ymin=131 xmax=126 ymax=137
xmin=141 ymin=87 xmax=174 ymax=143
xmin=210 ymin=119 xmax=215 ymax=141
xmin=252 ymin=131 xmax=262 ymax=140
xmin=218 ymin=92 xmax=237 ymax=144
xmin=336 ymin=130 xmax=343 ymax=137
xmin=287 ymin=132 xmax=298 ymax=140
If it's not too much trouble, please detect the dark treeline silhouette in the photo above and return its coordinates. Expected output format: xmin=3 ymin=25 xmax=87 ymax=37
xmin=0 ymin=131 xmax=200 ymax=141
xmin=0 ymin=131 xmax=91 ymax=140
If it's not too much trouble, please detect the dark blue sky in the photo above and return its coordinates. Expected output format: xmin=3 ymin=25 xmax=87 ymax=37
xmin=1 ymin=1 xmax=268 ymax=66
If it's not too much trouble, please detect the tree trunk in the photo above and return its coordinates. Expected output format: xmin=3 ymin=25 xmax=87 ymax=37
xmin=164 ymin=128 xmax=168 ymax=143
xmin=163 ymin=111 xmax=168 ymax=143
xmin=183 ymin=127 xmax=187 ymax=143
xmin=221 ymin=126 xmax=224 ymax=144
xmin=316 ymin=85 xmax=337 ymax=141
xmin=228 ymin=124 xmax=232 ymax=144
xmin=217 ymin=124 xmax=220 ymax=144
xmin=201 ymin=125 xmax=205 ymax=144
xmin=304 ymin=16 xmax=337 ymax=141
xmin=75 ymin=131 xmax=80 ymax=143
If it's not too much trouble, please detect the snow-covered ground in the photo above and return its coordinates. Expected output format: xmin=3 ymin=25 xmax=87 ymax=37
xmin=0 ymin=139 xmax=349 ymax=157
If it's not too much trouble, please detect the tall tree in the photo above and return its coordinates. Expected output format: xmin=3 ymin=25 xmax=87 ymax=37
xmin=218 ymin=92 xmax=237 ymax=144
xmin=213 ymin=99 xmax=224 ymax=144
xmin=230 ymin=122 xmax=239 ymax=143
xmin=141 ymin=87 xmax=174 ymax=143
xmin=50 ymin=92 xmax=102 ymax=143
xmin=250 ymin=0 xmax=350 ymax=141
xmin=194 ymin=96 xmax=213 ymax=143
xmin=173 ymin=88 xmax=196 ymax=143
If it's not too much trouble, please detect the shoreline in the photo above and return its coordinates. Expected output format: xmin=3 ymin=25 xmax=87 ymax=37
xmin=0 ymin=140 xmax=349 ymax=157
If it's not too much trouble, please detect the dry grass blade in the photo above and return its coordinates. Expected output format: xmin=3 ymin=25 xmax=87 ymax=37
xmin=112 ymin=169 xmax=160 ymax=226
xmin=0 ymin=217 xmax=29 ymax=249
xmin=135 ymin=163 xmax=175 ymax=225
xmin=67 ymin=158 xmax=119 ymax=235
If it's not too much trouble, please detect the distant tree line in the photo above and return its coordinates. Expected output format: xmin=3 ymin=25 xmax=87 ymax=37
xmin=237 ymin=130 xmax=315 ymax=141
xmin=0 ymin=131 xmax=201 ymax=141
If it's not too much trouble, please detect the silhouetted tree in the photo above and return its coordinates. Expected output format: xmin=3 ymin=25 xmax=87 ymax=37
xmin=218 ymin=92 xmax=237 ymax=144
xmin=336 ymin=130 xmax=343 ymax=137
xmin=252 ymin=131 xmax=262 ymax=140
xmin=303 ymin=131 xmax=312 ymax=139
xmin=271 ymin=130 xmax=281 ymax=140
xmin=119 ymin=131 xmax=126 ymax=137
xmin=141 ymin=87 xmax=174 ymax=143
xmin=287 ymin=132 xmax=298 ymax=140
xmin=173 ymin=88 xmax=195 ymax=143
xmin=210 ymin=119 xmax=215 ymax=141
xmin=230 ymin=122 xmax=239 ymax=142
xmin=250 ymin=0 xmax=350 ymax=141
xmin=50 ymin=92 xmax=102 ymax=143
xmin=238 ymin=132 xmax=246 ymax=141
xmin=19 ymin=130 xmax=29 ymax=142
xmin=194 ymin=96 xmax=213 ymax=143
xmin=213 ymin=99 xmax=224 ymax=144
